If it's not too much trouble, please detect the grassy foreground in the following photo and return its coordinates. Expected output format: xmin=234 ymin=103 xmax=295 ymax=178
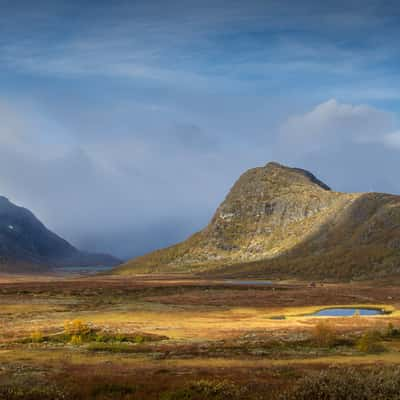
xmin=2 ymin=274 xmax=400 ymax=399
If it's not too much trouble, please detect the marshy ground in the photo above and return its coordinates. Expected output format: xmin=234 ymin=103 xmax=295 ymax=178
xmin=1 ymin=274 xmax=400 ymax=399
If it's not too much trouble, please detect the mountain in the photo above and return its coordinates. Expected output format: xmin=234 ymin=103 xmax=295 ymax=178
xmin=0 ymin=196 xmax=121 ymax=273
xmin=115 ymin=162 xmax=400 ymax=280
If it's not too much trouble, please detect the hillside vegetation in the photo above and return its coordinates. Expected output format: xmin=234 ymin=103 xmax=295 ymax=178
xmin=115 ymin=162 xmax=400 ymax=280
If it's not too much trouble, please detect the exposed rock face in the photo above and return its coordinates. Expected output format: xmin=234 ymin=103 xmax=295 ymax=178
xmin=202 ymin=162 xmax=342 ymax=255
xmin=116 ymin=162 xmax=400 ymax=280
xmin=0 ymin=196 xmax=120 ymax=272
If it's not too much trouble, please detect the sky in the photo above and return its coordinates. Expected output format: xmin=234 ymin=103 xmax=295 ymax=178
xmin=0 ymin=0 xmax=400 ymax=260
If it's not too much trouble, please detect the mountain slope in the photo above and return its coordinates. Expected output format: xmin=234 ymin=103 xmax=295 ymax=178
xmin=0 ymin=196 xmax=120 ymax=272
xmin=115 ymin=162 xmax=400 ymax=280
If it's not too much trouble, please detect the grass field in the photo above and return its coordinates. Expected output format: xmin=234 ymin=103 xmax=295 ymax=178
xmin=2 ymin=274 xmax=400 ymax=399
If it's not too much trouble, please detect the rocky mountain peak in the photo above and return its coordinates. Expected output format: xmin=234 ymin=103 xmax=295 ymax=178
xmin=212 ymin=162 xmax=332 ymax=225
xmin=117 ymin=161 xmax=352 ymax=276
xmin=117 ymin=160 xmax=400 ymax=281
xmin=201 ymin=163 xmax=337 ymax=254
xmin=263 ymin=162 xmax=331 ymax=191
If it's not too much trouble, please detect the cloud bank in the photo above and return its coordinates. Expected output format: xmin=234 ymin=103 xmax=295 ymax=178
xmin=280 ymin=99 xmax=396 ymax=153
xmin=0 ymin=1 xmax=399 ymax=259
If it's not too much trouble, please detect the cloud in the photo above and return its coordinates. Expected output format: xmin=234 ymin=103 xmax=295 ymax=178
xmin=0 ymin=98 xmax=250 ymax=259
xmin=279 ymin=99 xmax=396 ymax=153
xmin=384 ymin=131 xmax=400 ymax=149
xmin=276 ymin=99 xmax=400 ymax=195
xmin=2 ymin=0 xmax=400 ymax=100
xmin=1 ymin=1 xmax=400 ymax=261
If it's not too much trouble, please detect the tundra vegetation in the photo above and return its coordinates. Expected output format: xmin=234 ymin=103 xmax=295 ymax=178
xmin=1 ymin=275 xmax=400 ymax=399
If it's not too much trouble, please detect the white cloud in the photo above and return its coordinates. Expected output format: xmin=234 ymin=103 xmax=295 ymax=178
xmin=280 ymin=99 xmax=396 ymax=153
xmin=384 ymin=131 xmax=400 ymax=149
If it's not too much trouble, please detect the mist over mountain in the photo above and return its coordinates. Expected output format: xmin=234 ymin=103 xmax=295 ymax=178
xmin=0 ymin=196 xmax=120 ymax=273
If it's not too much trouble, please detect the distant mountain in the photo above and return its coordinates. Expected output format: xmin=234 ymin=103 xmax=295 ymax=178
xmin=115 ymin=162 xmax=400 ymax=280
xmin=0 ymin=196 xmax=121 ymax=273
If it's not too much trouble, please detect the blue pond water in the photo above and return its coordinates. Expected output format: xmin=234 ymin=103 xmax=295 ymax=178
xmin=311 ymin=308 xmax=384 ymax=317
xmin=224 ymin=280 xmax=273 ymax=286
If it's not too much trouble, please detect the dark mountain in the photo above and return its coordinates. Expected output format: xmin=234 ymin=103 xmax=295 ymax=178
xmin=0 ymin=196 xmax=120 ymax=273
xmin=115 ymin=162 xmax=400 ymax=280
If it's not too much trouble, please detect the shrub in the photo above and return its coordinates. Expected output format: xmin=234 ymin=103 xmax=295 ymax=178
xmin=386 ymin=322 xmax=400 ymax=338
xmin=87 ymin=342 xmax=137 ymax=353
xmin=92 ymin=331 xmax=167 ymax=344
xmin=356 ymin=330 xmax=384 ymax=353
xmin=64 ymin=319 xmax=91 ymax=337
xmin=95 ymin=333 xmax=106 ymax=342
xmin=30 ymin=330 xmax=44 ymax=343
xmin=282 ymin=367 xmax=400 ymax=400
xmin=312 ymin=321 xmax=337 ymax=347
xmin=115 ymin=333 xmax=128 ymax=342
xmin=0 ymin=384 xmax=69 ymax=400
xmin=387 ymin=322 xmax=395 ymax=336
xmin=134 ymin=335 xmax=145 ymax=344
xmin=70 ymin=335 xmax=82 ymax=346
xmin=91 ymin=382 xmax=136 ymax=398
xmin=160 ymin=380 xmax=243 ymax=400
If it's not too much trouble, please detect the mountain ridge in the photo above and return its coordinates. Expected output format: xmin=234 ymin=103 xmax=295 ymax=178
xmin=0 ymin=196 xmax=121 ymax=273
xmin=115 ymin=162 xmax=400 ymax=280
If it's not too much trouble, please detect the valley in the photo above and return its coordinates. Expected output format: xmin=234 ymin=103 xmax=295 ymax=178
xmin=1 ymin=273 xmax=400 ymax=399
xmin=2 ymin=162 xmax=400 ymax=398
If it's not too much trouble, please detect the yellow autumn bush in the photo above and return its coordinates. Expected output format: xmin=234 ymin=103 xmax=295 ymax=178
xmin=64 ymin=319 xmax=91 ymax=336
xmin=30 ymin=330 xmax=44 ymax=343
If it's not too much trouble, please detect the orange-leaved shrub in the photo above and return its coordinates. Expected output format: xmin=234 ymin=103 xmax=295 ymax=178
xmin=312 ymin=321 xmax=337 ymax=347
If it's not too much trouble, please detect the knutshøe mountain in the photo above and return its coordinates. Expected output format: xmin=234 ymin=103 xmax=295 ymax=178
xmin=0 ymin=196 xmax=120 ymax=272
xmin=116 ymin=162 xmax=400 ymax=280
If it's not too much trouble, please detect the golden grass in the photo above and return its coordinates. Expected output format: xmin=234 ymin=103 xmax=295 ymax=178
xmin=3 ymin=276 xmax=400 ymax=399
xmin=3 ymin=346 xmax=400 ymax=369
xmin=0 ymin=304 xmax=58 ymax=314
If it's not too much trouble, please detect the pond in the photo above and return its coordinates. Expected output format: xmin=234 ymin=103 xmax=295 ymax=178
xmin=310 ymin=307 xmax=385 ymax=317
xmin=224 ymin=280 xmax=273 ymax=286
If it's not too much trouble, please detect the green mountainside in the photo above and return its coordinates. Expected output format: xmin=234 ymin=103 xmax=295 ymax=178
xmin=115 ymin=162 xmax=400 ymax=280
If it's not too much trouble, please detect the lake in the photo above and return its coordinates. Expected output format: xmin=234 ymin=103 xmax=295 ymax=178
xmin=310 ymin=307 xmax=385 ymax=317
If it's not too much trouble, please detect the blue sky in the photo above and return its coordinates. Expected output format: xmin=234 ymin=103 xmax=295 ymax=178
xmin=1 ymin=0 xmax=400 ymax=259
